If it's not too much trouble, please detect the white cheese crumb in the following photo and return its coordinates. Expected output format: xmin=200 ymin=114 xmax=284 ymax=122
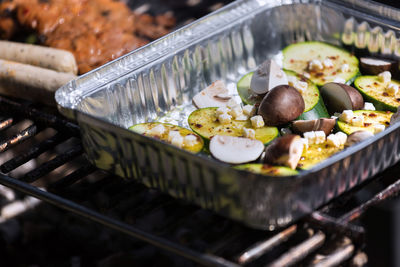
xmin=373 ymin=124 xmax=385 ymax=134
xmin=378 ymin=71 xmax=391 ymax=84
xmin=183 ymin=135 xmax=198 ymax=147
xmin=333 ymin=77 xmax=346 ymax=84
xmin=323 ymin=58 xmax=334 ymax=68
xmin=216 ymin=106 xmax=230 ymax=116
xmin=243 ymin=105 xmax=256 ymax=117
xmin=235 ymin=114 xmax=248 ymax=121
xmin=218 ymin=113 xmax=232 ymax=124
xmin=308 ymin=59 xmax=324 ymax=71
xmin=315 ymin=131 xmax=326 ymax=144
xmin=340 ymin=64 xmax=349 ymax=72
xmin=351 ymin=116 xmax=364 ymax=127
xmin=295 ymin=80 xmax=308 ymax=94
xmin=300 ymin=137 xmax=309 ymax=150
xmin=317 ymin=147 xmax=322 ymax=152
xmin=168 ymin=130 xmax=181 ymax=142
xmin=250 ymin=115 xmax=265 ymax=128
xmin=331 ymin=115 xmax=338 ymax=120
xmin=303 ymin=72 xmax=311 ymax=79
xmin=227 ymin=98 xmax=239 ymax=109
xmin=363 ymin=102 xmax=376 ymax=111
xmin=339 ymin=110 xmax=354 ymax=123
xmin=386 ymin=83 xmax=399 ymax=96
xmin=280 ymin=128 xmax=292 ymax=136
xmin=243 ymin=127 xmax=256 ymax=139
xmin=327 ymin=134 xmax=341 ymax=147
xmin=335 ymin=132 xmax=347 ymax=146
xmin=304 ymin=131 xmax=316 ymax=145
xmin=229 ymin=105 xmax=243 ymax=118
xmin=171 ymin=135 xmax=184 ymax=148
xmin=150 ymin=124 xmax=166 ymax=136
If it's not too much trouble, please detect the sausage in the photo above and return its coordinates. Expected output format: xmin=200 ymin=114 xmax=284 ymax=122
xmin=0 ymin=40 xmax=78 ymax=74
xmin=0 ymin=59 xmax=76 ymax=105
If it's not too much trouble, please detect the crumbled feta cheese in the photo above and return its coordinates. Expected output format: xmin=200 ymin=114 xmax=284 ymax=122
xmin=339 ymin=110 xmax=354 ymax=123
xmin=250 ymin=115 xmax=265 ymax=128
xmin=327 ymin=134 xmax=341 ymax=147
xmin=216 ymin=106 xmax=230 ymax=116
xmin=243 ymin=127 xmax=256 ymax=139
xmin=373 ymin=124 xmax=385 ymax=134
xmin=243 ymin=105 xmax=256 ymax=117
xmin=235 ymin=114 xmax=248 ymax=121
xmin=315 ymin=131 xmax=326 ymax=144
xmin=303 ymin=72 xmax=311 ymax=79
xmin=183 ymin=135 xmax=198 ymax=146
xmin=333 ymin=77 xmax=346 ymax=84
xmin=280 ymin=128 xmax=292 ymax=136
xmin=287 ymin=76 xmax=297 ymax=87
xmin=218 ymin=113 xmax=232 ymax=124
xmin=150 ymin=124 xmax=166 ymax=136
xmin=323 ymin=58 xmax=334 ymax=68
xmin=317 ymin=147 xmax=322 ymax=152
xmin=227 ymin=98 xmax=239 ymax=108
xmin=296 ymin=80 xmax=308 ymax=94
xmin=335 ymin=132 xmax=347 ymax=145
xmin=351 ymin=116 xmax=364 ymax=127
xmin=168 ymin=130 xmax=181 ymax=142
xmin=308 ymin=59 xmax=324 ymax=71
xmin=229 ymin=105 xmax=243 ymax=118
xmin=378 ymin=71 xmax=391 ymax=84
xmin=300 ymin=138 xmax=309 ymax=150
xmin=363 ymin=102 xmax=375 ymax=111
xmin=304 ymin=131 xmax=316 ymax=145
xmin=171 ymin=135 xmax=184 ymax=148
xmin=386 ymin=83 xmax=399 ymax=96
xmin=340 ymin=64 xmax=349 ymax=73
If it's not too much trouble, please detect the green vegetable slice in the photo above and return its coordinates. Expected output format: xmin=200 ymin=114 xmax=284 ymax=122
xmin=282 ymin=41 xmax=359 ymax=86
xmin=298 ymin=143 xmax=343 ymax=170
xmin=354 ymin=75 xmax=400 ymax=112
xmin=235 ymin=164 xmax=298 ymax=176
xmin=188 ymin=107 xmax=279 ymax=145
xmin=337 ymin=110 xmax=392 ymax=135
xmin=129 ymin=122 xmax=204 ymax=153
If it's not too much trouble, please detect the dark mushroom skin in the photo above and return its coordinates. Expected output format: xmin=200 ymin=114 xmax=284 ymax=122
xmin=360 ymin=57 xmax=394 ymax=75
xmin=258 ymin=85 xmax=305 ymax=126
xmin=264 ymin=134 xmax=303 ymax=169
xmin=344 ymin=131 xmax=374 ymax=147
xmin=320 ymin=83 xmax=364 ymax=113
xmin=292 ymin=118 xmax=336 ymax=136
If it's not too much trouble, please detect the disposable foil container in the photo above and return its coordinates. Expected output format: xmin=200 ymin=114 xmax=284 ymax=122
xmin=56 ymin=0 xmax=400 ymax=230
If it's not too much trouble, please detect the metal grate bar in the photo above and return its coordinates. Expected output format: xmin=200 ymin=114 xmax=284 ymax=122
xmin=48 ymin=164 xmax=97 ymax=191
xmin=0 ymin=124 xmax=40 ymax=153
xmin=310 ymin=242 xmax=354 ymax=267
xmin=267 ymin=231 xmax=326 ymax=267
xmin=237 ymin=224 xmax=297 ymax=264
xmin=1 ymin=132 xmax=70 ymax=173
xmin=20 ymin=144 xmax=83 ymax=183
xmin=0 ymin=118 xmax=14 ymax=131
xmin=0 ymin=173 xmax=240 ymax=267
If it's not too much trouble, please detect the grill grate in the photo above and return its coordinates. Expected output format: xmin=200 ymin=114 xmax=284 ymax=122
xmin=0 ymin=96 xmax=400 ymax=266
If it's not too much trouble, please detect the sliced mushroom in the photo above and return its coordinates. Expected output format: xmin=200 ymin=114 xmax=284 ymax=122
xmin=320 ymin=82 xmax=364 ymax=113
xmin=258 ymin=85 xmax=305 ymax=126
xmin=360 ymin=57 xmax=394 ymax=75
xmin=344 ymin=131 xmax=374 ymax=147
xmin=209 ymin=135 xmax=264 ymax=164
xmin=292 ymin=118 xmax=336 ymax=136
xmin=250 ymin=59 xmax=288 ymax=95
xmin=264 ymin=134 xmax=304 ymax=169
xmin=192 ymin=80 xmax=231 ymax=108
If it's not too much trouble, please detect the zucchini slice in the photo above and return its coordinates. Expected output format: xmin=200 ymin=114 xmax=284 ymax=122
xmin=298 ymin=143 xmax=343 ymax=170
xmin=237 ymin=70 xmax=329 ymax=120
xmin=354 ymin=75 xmax=400 ymax=112
xmin=235 ymin=164 xmax=298 ymax=176
xmin=129 ymin=122 xmax=204 ymax=153
xmin=337 ymin=110 xmax=392 ymax=135
xmin=282 ymin=41 xmax=359 ymax=86
xmin=188 ymin=107 xmax=279 ymax=144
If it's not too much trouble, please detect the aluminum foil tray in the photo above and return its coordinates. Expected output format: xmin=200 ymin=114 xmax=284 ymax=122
xmin=56 ymin=0 xmax=400 ymax=230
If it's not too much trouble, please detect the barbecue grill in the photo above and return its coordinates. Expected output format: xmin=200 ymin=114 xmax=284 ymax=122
xmin=1 ymin=0 xmax=400 ymax=266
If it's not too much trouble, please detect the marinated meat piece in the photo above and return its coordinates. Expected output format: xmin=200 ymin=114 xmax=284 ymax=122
xmin=0 ymin=0 xmax=176 ymax=74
